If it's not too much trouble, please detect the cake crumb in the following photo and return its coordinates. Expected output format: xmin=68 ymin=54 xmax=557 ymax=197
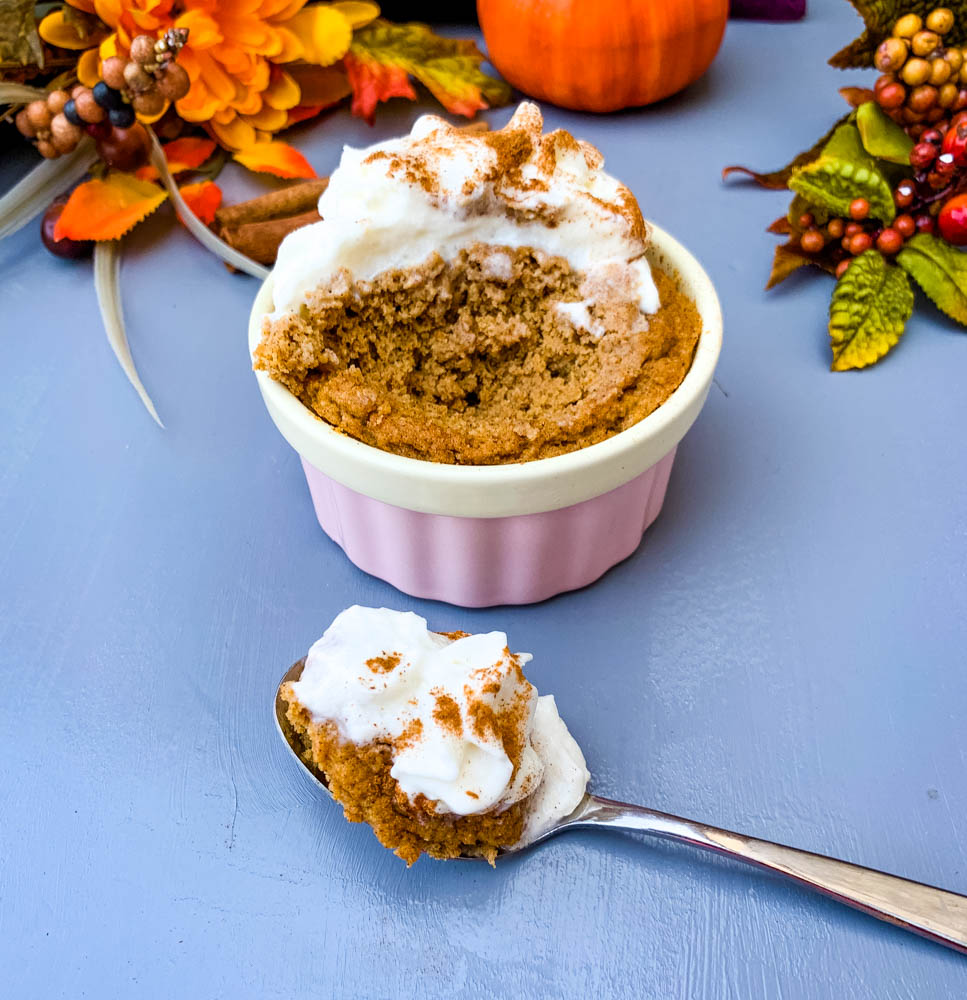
xmin=255 ymin=245 xmax=701 ymax=465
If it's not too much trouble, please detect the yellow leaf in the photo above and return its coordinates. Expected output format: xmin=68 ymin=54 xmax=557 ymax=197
xmin=234 ymin=140 xmax=316 ymax=178
xmin=828 ymin=251 xmax=914 ymax=371
xmin=54 ymin=174 xmax=168 ymax=242
xmin=288 ymin=6 xmax=352 ymax=66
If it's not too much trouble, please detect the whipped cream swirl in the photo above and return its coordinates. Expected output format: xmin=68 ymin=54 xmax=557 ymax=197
xmin=270 ymin=102 xmax=659 ymax=324
xmin=290 ymin=606 xmax=588 ymax=833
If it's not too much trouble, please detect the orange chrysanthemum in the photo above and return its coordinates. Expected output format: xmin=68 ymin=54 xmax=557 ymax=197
xmin=54 ymin=0 xmax=377 ymax=148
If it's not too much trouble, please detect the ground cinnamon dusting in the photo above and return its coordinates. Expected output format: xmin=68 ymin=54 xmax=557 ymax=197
xmin=431 ymin=692 xmax=463 ymax=736
xmin=365 ymin=652 xmax=401 ymax=673
xmin=255 ymin=244 xmax=701 ymax=465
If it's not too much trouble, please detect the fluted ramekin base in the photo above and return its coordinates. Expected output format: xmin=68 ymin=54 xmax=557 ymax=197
xmin=301 ymin=448 xmax=676 ymax=607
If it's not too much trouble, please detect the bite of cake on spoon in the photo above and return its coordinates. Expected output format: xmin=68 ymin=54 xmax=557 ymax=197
xmin=278 ymin=606 xmax=589 ymax=864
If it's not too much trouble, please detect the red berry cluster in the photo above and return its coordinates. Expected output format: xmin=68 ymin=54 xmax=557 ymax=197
xmin=868 ymin=9 xmax=967 ymax=247
xmin=793 ymin=197 xmax=923 ymax=277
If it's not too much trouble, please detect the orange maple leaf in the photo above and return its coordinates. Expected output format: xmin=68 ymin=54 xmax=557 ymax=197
xmin=54 ymin=174 xmax=168 ymax=242
xmin=344 ymin=54 xmax=416 ymax=125
xmin=177 ymin=181 xmax=223 ymax=226
xmin=233 ymin=141 xmax=317 ymax=179
xmin=135 ymin=137 xmax=217 ymax=182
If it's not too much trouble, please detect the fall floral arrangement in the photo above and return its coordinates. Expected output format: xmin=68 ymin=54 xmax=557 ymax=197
xmin=0 ymin=1 xmax=509 ymax=421
xmin=726 ymin=1 xmax=967 ymax=370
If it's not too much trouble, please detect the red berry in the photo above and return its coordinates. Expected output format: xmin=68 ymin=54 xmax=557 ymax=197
xmin=936 ymin=152 xmax=957 ymax=174
xmin=915 ymin=213 xmax=936 ymax=234
xmin=835 ymin=259 xmax=852 ymax=279
xmin=894 ymin=214 xmax=916 ymax=238
xmin=849 ymin=198 xmax=870 ymax=221
xmin=800 ymin=228 xmax=825 ymax=254
xmin=941 ymin=122 xmax=967 ymax=166
xmin=922 ymin=128 xmax=944 ymax=145
xmin=827 ymin=218 xmax=845 ymax=239
xmin=938 ymin=194 xmax=967 ymax=245
xmin=849 ymin=232 xmax=873 ymax=255
xmin=41 ymin=197 xmax=93 ymax=259
xmin=894 ymin=183 xmax=915 ymax=208
xmin=95 ymin=123 xmax=151 ymax=172
xmin=910 ymin=141 xmax=938 ymax=168
xmin=845 ymin=221 xmax=864 ymax=237
xmin=876 ymin=228 xmax=904 ymax=254
xmin=84 ymin=121 xmax=112 ymax=141
xmin=798 ymin=212 xmax=815 ymax=229
xmin=876 ymin=82 xmax=907 ymax=109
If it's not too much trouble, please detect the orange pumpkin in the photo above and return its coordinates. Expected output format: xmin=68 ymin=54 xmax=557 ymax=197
xmin=476 ymin=0 xmax=730 ymax=112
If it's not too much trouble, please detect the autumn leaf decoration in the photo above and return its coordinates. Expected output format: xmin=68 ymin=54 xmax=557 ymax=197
xmin=725 ymin=2 xmax=967 ymax=371
xmin=345 ymin=20 xmax=512 ymax=124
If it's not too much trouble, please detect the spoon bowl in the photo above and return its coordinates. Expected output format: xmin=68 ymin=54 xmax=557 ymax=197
xmin=276 ymin=660 xmax=967 ymax=951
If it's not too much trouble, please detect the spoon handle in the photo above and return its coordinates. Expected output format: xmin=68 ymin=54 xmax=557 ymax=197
xmin=576 ymin=796 xmax=967 ymax=954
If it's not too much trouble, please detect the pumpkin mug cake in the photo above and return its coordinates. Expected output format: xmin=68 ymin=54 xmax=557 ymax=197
xmin=279 ymin=606 xmax=590 ymax=864
xmin=250 ymin=103 xmax=722 ymax=604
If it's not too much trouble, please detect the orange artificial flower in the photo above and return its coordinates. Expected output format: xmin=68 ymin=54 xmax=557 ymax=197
xmin=44 ymin=0 xmax=377 ymax=148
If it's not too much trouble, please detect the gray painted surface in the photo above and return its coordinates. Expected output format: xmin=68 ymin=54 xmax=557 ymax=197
xmin=2 ymin=2 xmax=966 ymax=996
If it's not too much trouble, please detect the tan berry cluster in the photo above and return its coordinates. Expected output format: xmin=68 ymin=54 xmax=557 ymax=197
xmin=14 ymin=28 xmax=189 ymax=164
xmin=14 ymin=90 xmax=84 ymax=159
xmin=101 ymin=29 xmax=191 ymax=119
xmin=874 ymin=9 xmax=967 ymax=127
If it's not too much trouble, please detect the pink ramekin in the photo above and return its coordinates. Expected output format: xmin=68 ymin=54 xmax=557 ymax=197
xmin=249 ymin=224 xmax=722 ymax=607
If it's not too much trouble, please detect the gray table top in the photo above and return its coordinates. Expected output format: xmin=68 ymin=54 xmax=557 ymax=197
xmin=3 ymin=2 xmax=966 ymax=996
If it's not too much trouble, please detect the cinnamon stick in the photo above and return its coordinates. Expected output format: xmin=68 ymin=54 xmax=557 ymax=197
xmin=220 ymin=210 xmax=321 ymax=264
xmin=214 ymin=178 xmax=329 ymax=229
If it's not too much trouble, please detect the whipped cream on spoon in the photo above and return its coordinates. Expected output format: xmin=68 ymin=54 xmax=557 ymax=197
xmin=275 ymin=658 xmax=967 ymax=955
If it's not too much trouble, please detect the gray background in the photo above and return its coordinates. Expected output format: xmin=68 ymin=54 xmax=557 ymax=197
xmin=2 ymin=1 xmax=966 ymax=996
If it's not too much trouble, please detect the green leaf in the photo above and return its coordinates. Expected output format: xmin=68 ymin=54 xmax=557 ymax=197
xmin=787 ymin=193 xmax=830 ymax=229
xmin=856 ymin=100 xmax=914 ymax=164
xmin=831 ymin=1 xmax=967 ymax=68
xmin=897 ymin=234 xmax=967 ymax=326
xmin=789 ymin=123 xmax=896 ymax=224
xmin=722 ymin=114 xmax=850 ymax=189
xmin=828 ymin=251 xmax=914 ymax=370
xmin=0 ymin=0 xmax=43 ymax=67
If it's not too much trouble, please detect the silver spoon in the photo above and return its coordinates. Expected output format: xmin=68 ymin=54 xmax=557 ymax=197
xmin=276 ymin=659 xmax=967 ymax=955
